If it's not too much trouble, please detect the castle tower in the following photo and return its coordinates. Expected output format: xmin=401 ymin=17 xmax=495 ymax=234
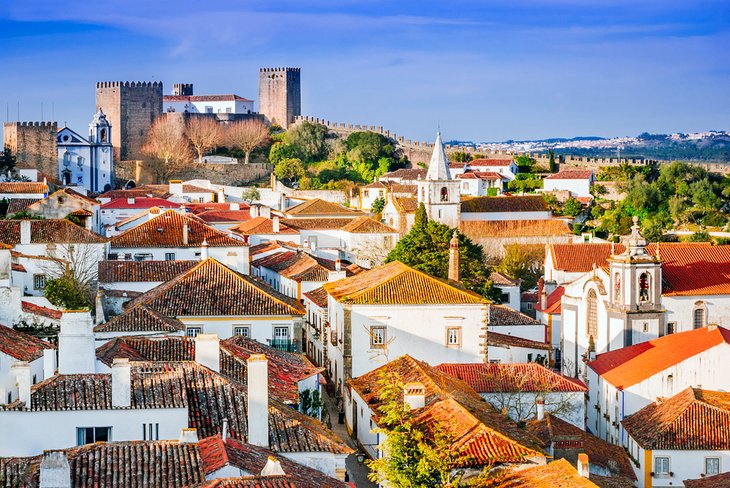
xmin=95 ymin=81 xmax=163 ymax=161
xmin=606 ymin=216 xmax=664 ymax=348
xmin=258 ymin=68 xmax=301 ymax=128
xmin=3 ymin=121 xmax=58 ymax=176
xmin=416 ymin=132 xmax=461 ymax=227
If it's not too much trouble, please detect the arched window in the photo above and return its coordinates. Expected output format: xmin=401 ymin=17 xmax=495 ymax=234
xmin=639 ymin=273 xmax=650 ymax=302
xmin=100 ymin=128 xmax=107 ymax=142
xmin=693 ymin=302 xmax=706 ymax=329
xmin=63 ymin=151 xmax=71 ymax=167
xmin=614 ymin=273 xmax=621 ymax=303
xmin=587 ymin=289 xmax=598 ymax=341
xmin=440 ymin=187 xmax=448 ymax=202
xmin=420 ymin=187 xmax=425 ymax=201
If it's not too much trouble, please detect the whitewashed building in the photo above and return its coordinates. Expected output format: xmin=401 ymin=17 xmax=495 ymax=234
xmin=543 ymin=169 xmax=595 ymax=198
xmin=56 ymin=109 xmax=114 ymax=193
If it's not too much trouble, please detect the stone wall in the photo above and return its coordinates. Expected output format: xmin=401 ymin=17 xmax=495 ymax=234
xmin=258 ymin=68 xmax=301 ymax=128
xmin=115 ymin=159 xmax=270 ymax=186
xmin=3 ymin=122 xmax=58 ymax=177
xmin=95 ymin=81 xmax=163 ymax=161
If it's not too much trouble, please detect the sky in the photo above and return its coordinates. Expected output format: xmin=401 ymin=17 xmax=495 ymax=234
xmin=0 ymin=0 xmax=728 ymax=142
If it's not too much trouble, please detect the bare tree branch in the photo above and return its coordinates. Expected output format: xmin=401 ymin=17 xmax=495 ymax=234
xmin=185 ymin=117 xmax=223 ymax=163
xmin=226 ymin=120 xmax=270 ymax=164
xmin=142 ymin=117 xmax=193 ymax=182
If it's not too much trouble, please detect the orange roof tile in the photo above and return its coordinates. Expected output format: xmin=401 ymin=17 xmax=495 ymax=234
xmin=466 ymin=158 xmax=515 ymax=167
xmin=622 ymin=387 xmax=730 ymax=450
xmin=534 ymin=286 xmax=565 ymax=314
xmin=460 ymin=219 xmax=570 ymax=238
xmin=0 ymin=182 xmax=48 ymax=194
xmin=0 ymin=219 xmax=106 ymax=244
xmin=461 ymin=195 xmax=548 ymax=213
xmin=98 ymin=259 xmax=197 ymax=283
xmin=684 ymin=471 xmax=730 ymax=488
xmin=303 ymin=286 xmax=328 ymax=308
xmin=323 ymin=261 xmax=486 ymax=305
xmin=436 ymin=363 xmax=586 ymax=393
xmin=283 ymin=198 xmax=362 ymax=217
xmin=588 ymin=325 xmax=730 ymax=390
xmin=0 ymin=323 xmax=54 ymax=362
xmin=498 ymin=458 xmax=599 ymax=487
xmin=545 ymin=170 xmax=594 ymax=180
xmin=231 ymin=216 xmax=299 ymax=236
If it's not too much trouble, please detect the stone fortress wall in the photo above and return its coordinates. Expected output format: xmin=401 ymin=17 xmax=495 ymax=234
xmin=2 ymin=121 xmax=58 ymax=177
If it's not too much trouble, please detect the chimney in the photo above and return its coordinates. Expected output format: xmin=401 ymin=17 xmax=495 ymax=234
xmin=194 ymin=334 xmax=220 ymax=372
xmin=403 ymin=382 xmax=426 ymax=411
xmin=230 ymin=202 xmax=240 ymax=211
xmin=250 ymin=205 xmax=259 ymax=218
xmin=538 ymin=278 xmax=546 ymax=310
xmin=111 ymin=358 xmax=131 ymax=408
xmin=127 ymin=197 xmax=135 ymax=205
xmin=577 ymin=453 xmax=589 ymax=478
xmin=217 ymin=188 xmax=225 ymax=203
xmin=40 ymin=451 xmax=71 ymax=488
xmin=260 ymin=206 xmax=271 ymax=218
xmin=94 ymin=290 xmax=106 ymax=325
xmin=201 ymin=238 xmax=209 ymax=261
xmin=335 ymin=258 xmax=342 ymax=271
xmin=20 ymin=220 xmax=31 ymax=245
xmin=448 ymin=231 xmax=460 ymax=282
xmin=182 ymin=222 xmax=189 ymax=245
xmin=247 ymin=354 xmax=269 ymax=447
xmin=169 ymin=180 xmax=183 ymax=195
xmin=272 ymin=216 xmax=280 ymax=234
xmin=222 ymin=418 xmax=229 ymax=442
xmin=536 ymin=395 xmax=545 ymax=421
xmin=179 ymin=428 xmax=199 ymax=444
xmin=261 ymin=456 xmax=286 ymax=477
xmin=58 ymin=311 xmax=95 ymax=374
xmin=11 ymin=361 xmax=31 ymax=407
xmin=43 ymin=349 xmax=56 ymax=379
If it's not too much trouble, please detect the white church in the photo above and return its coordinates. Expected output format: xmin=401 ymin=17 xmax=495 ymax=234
xmin=416 ymin=131 xmax=461 ymax=227
xmin=57 ymin=109 xmax=114 ymax=193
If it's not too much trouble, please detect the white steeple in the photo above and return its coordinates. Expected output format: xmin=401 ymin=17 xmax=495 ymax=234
xmin=426 ymin=131 xmax=451 ymax=181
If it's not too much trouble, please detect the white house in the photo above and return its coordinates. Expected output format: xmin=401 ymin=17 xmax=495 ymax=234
xmin=456 ymin=171 xmax=506 ymax=196
xmin=0 ymin=324 xmax=55 ymax=406
xmin=23 ymin=188 xmax=100 ymax=233
xmin=622 ymin=387 xmax=730 ymax=488
xmin=358 ymin=181 xmax=388 ymax=211
xmin=543 ymin=170 xmax=595 ymax=199
xmin=0 ymin=181 xmax=48 ymax=201
xmin=585 ymin=325 xmax=730 ymax=448
xmin=450 ymin=158 xmax=519 ymax=181
xmin=56 ymin=109 xmax=114 ymax=193
xmin=163 ymin=94 xmax=254 ymax=115
xmin=303 ymin=287 xmax=328 ymax=368
xmin=99 ymin=197 xmax=180 ymax=233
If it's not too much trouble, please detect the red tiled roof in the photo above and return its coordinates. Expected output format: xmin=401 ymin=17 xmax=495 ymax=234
xmin=164 ymin=94 xmax=253 ymax=102
xmin=684 ymin=471 xmax=730 ymax=488
xmin=622 ymin=387 xmax=730 ymax=450
xmin=303 ymin=286 xmax=328 ymax=308
xmin=232 ymin=217 xmax=299 ymax=236
xmin=99 ymin=259 xmax=197 ymax=283
xmin=380 ymin=168 xmax=427 ymax=180
xmin=21 ymin=301 xmax=63 ymax=320
xmin=100 ymin=197 xmax=178 ymax=209
xmin=545 ymin=170 xmax=594 ymax=180
xmin=196 ymin=210 xmax=252 ymax=223
xmin=489 ymin=304 xmax=541 ymax=326
xmin=467 ymin=158 xmax=515 ymax=167
xmin=0 ymin=323 xmax=54 ymax=362
xmin=490 ymin=271 xmax=520 ymax=286
xmin=534 ymin=286 xmax=565 ymax=314
xmin=436 ymin=363 xmax=586 ymax=393
xmin=98 ymin=187 xmax=171 ymax=199
xmin=498 ymin=458 xmax=599 ymax=487
xmin=94 ymin=305 xmax=185 ymax=333
xmin=588 ymin=325 xmax=730 ymax=390
xmin=0 ymin=182 xmax=48 ymax=194
xmin=391 ymin=196 xmax=418 ymax=213
xmin=185 ymin=202 xmax=251 ymax=214
xmin=6 ymin=198 xmax=38 ymax=214
xmin=284 ymin=199 xmax=362 ymax=217
xmin=488 ymin=331 xmax=551 ymax=350
xmin=460 ymin=219 xmax=570 ymax=238
xmin=323 ymin=261 xmax=486 ymax=305
xmin=254 ymin=251 xmax=362 ymax=283
xmin=456 ymin=171 xmax=504 ymax=180
xmin=0 ymin=219 xmax=106 ymax=244
xmin=110 ymin=209 xmax=244 ymax=248
xmin=461 ymin=195 xmax=548 ymax=213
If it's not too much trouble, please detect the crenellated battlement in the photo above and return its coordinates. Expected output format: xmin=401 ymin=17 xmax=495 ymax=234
xmin=7 ymin=121 xmax=58 ymax=128
xmin=259 ymin=67 xmax=301 ymax=73
xmin=96 ymin=81 xmax=163 ymax=89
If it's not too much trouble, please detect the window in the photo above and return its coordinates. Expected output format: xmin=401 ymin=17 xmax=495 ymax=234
xmin=205 ymin=106 xmax=213 ymax=113
xmin=614 ymin=273 xmax=621 ymax=303
xmin=667 ymin=322 xmax=676 ymax=334
xmin=309 ymin=236 xmax=318 ymax=249
xmin=142 ymin=423 xmax=159 ymax=441
xmin=233 ymin=326 xmax=250 ymax=338
xmin=527 ymin=302 xmax=534 ymax=310
xmin=33 ymin=274 xmax=47 ymax=290
xmin=186 ymin=326 xmax=202 ymax=337
xmin=586 ymin=289 xmax=598 ymax=340
xmin=370 ymin=326 xmax=386 ymax=348
xmin=363 ymin=190 xmax=369 ymax=198
xmin=383 ymin=236 xmax=393 ymax=248
xmin=77 ymin=427 xmax=111 ymax=445
xmin=440 ymin=187 xmax=448 ymax=202
xmin=225 ymin=107 xmax=232 ymax=113
xmin=164 ymin=252 xmax=176 ymax=261
xmin=705 ymin=457 xmax=720 ymax=476
xmin=133 ymin=253 xmax=153 ymax=261
xmin=446 ymin=327 xmax=461 ymax=347
xmin=693 ymin=302 xmax=706 ymax=329
xmin=639 ymin=272 xmax=650 ymax=302
xmin=643 ymin=322 xmax=648 ymax=333
xmin=667 ymin=374 xmax=674 ymax=391
xmin=654 ymin=456 xmax=670 ymax=476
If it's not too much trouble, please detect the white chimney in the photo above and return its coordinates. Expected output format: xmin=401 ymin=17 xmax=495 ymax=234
xmin=335 ymin=258 xmax=342 ymax=271
xmin=20 ymin=220 xmax=31 ymax=245
xmin=250 ymin=205 xmax=259 ymax=218
xmin=260 ymin=206 xmax=271 ymax=218
xmin=261 ymin=456 xmax=286 ymax=477
xmin=94 ymin=290 xmax=106 ymax=325
xmin=182 ymin=222 xmax=189 ymax=245
xmin=11 ymin=361 xmax=31 ymax=407
xmin=58 ymin=311 xmax=95 ymax=374
xmin=127 ymin=197 xmax=135 ymax=205
xmin=112 ymin=358 xmax=131 ymax=408
xmin=217 ymin=188 xmax=225 ymax=203
xmin=195 ymin=334 xmax=220 ymax=372
xmin=577 ymin=453 xmax=590 ymax=478
xmin=40 ymin=451 xmax=70 ymax=488
xmin=272 ymin=216 xmax=280 ymax=234
xmin=247 ymin=354 xmax=269 ymax=447
xmin=536 ymin=395 xmax=545 ymax=421
xmin=43 ymin=348 xmax=56 ymax=379
xmin=222 ymin=418 xmax=229 ymax=442
xmin=179 ymin=428 xmax=198 ymax=444
xmin=229 ymin=202 xmax=240 ymax=211
xmin=403 ymin=382 xmax=426 ymax=411
xmin=169 ymin=180 xmax=183 ymax=195
xmin=201 ymin=238 xmax=209 ymax=261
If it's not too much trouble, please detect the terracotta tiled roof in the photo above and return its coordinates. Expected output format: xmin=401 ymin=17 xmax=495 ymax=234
xmin=199 ymin=479 xmax=296 ymax=487
xmin=684 ymin=471 xmax=730 ymax=488
xmin=98 ymin=259 xmax=197 ymax=283
xmin=490 ymin=271 xmax=520 ymax=286
xmin=489 ymin=304 xmax=541 ymax=326
xmin=124 ymin=259 xmax=305 ymax=318
xmin=68 ymin=208 xmax=93 ymax=217
xmin=254 ymin=252 xmax=362 ymax=283
xmin=548 ymin=243 xmax=620 ymax=273
xmin=303 ymin=286 xmax=328 ymax=308
xmin=487 ymin=331 xmax=551 ymax=350
xmin=380 ymin=168 xmax=427 ymax=180
xmin=467 ymin=158 xmax=515 ymax=167
xmin=461 ymin=195 xmax=548 ymax=213
xmin=196 ymin=210 xmax=252 ymax=223
xmin=361 ymin=181 xmax=387 ymax=189
xmin=283 ymin=199 xmax=362 ymax=217
xmin=198 ymin=435 xmax=347 ymax=487
xmin=526 ymin=414 xmax=636 ymax=481
xmin=0 ymin=219 xmax=106 ymax=244
xmin=339 ymin=216 xmax=398 ymax=233
xmin=6 ymin=198 xmax=38 ymax=214
xmin=323 ymin=261 xmax=486 ymax=305
xmin=0 ymin=324 xmax=54 ymax=362
xmin=231 ymin=217 xmax=299 ymax=236
xmin=94 ymin=305 xmax=185 ymax=333
xmin=498 ymin=458 xmax=599 ymax=487
xmin=111 ymin=209 xmax=244 ymax=248
xmin=436 ymin=363 xmax=586 ymax=393
xmin=0 ymin=182 xmax=48 ymax=194
xmin=144 ymin=183 xmax=214 ymax=195
xmin=390 ymin=183 xmax=417 ymax=195
xmin=622 ymin=387 xmax=730 ymax=450
xmin=456 ymin=171 xmax=504 ymax=180
xmin=277 ymin=217 xmax=392 ymax=232
xmin=588 ymin=325 xmax=730 ymax=390
xmin=100 ymin=197 xmax=178 ymax=209
xmin=249 ymin=241 xmax=290 ymax=258
xmin=460 ymin=219 xmax=570 ymax=238
xmin=534 ymin=286 xmax=564 ymax=314
xmin=98 ymin=187 xmax=171 ymax=199
xmin=21 ymin=301 xmax=63 ymax=320
xmin=185 ymin=202 xmax=251 ymax=214
xmin=349 ymin=355 xmax=544 ymax=467
xmin=164 ymin=94 xmax=253 ymax=102
xmin=545 ymin=170 xmax=594 ymax=180
xmin=391 ymin=196 xmax=418 ymax=213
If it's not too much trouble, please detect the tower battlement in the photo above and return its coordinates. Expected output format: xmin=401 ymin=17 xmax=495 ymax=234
xmin=96 ymin=81 xmax=163 ymax=89
xmin=258 ymin=67 xmax=301 ymax=128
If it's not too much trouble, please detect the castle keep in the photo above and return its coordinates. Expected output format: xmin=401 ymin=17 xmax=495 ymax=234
xmin=95 ymin=81 xmax=163 ymax=161
xmin=258 ymin=68 xmax=301 ymax=128
xmin=3 ymin=121 xmax=58 ymax=176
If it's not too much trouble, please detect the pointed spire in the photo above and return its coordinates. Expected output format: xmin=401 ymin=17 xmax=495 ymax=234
xmin=426 ymin=131 xmax=451 ymax=181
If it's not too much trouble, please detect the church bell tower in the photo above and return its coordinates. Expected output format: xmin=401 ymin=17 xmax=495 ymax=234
xmin=416 ymin=132 xmax=461 ymax=228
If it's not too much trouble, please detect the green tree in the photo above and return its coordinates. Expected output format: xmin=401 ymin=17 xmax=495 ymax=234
xmin=299 ymin=389 xmax=323 ymax=419
xmin=0 ymin=146 xmax=16 ymax=173
xmin=45 ymin=276 xmax=91 ymax=310
xmin=641 ymin=218 xmax=665 ymax=242
xmin=562 ymin=198 xmax=583 ymax=217
xmin=548 ymin=150 xmax=556 ymax=173
xmin=451 ymin=151 xmax=473 ymax=163
xmin=268 ymin=141 xmax=299 ymax=165
xmin=507 ymin=174 xmax=542 ymax=193
xmin=372 ymin=196 xmax=386 ymax=214
xmin=687 ymin=229 xmax=712 ymax=242
xmin=241 ymin=188 xmax=261 ymax=203
xmin=497 ymin=244 xmax=542 ymax=290
xmin=274 ymin=158 xmax=306 ymax=186
xmin=513 ymin=155 xmax=534 ymax=173
xmin=285 ymin=121 xmax=329 ymax=162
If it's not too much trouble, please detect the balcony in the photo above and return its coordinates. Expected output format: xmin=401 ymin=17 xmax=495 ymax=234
xmin=269 ymin=339 xmax=296 ymax=352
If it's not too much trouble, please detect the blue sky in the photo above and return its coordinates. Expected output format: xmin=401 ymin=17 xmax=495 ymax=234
xmin=0 ymin=0 xmax=728 ymax=142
